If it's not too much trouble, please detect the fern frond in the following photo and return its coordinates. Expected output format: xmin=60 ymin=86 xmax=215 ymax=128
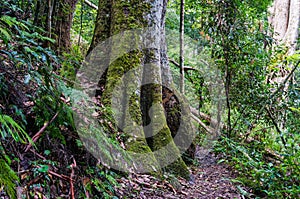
xmin=0 ymin=159 xmax=19 ymax=199
xmin=0 ymin=114 xmax=33 ymax=144
xmin=0 ymin=27 xmax=11 ymax=44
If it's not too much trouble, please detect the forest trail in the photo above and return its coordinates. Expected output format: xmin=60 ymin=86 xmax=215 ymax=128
xmin=115 ymin=151 xmax=251 ymax=199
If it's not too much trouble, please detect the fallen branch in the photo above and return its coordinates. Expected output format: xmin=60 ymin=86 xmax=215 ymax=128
xmin=24 ymin=112 xmax=59 ymax=152
xmin=191 ymin=113 xmax=213 ymax=134
xmin=26 ymin=167 xmax=74 ymax=186
xmin=265 ymin=148 xmax=284 ymax=161
xmin=26 ymin=175 xmax=44 ymax=187
xmin=29 ymin=149 xmax=46 ymax=160
xmin=190 ymin=107 xmax=226 ymax=130
xmin=265 ymin=107 xmax=287 ymax=149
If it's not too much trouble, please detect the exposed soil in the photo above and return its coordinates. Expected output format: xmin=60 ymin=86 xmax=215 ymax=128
xmin=115 ymin=151 xmax=252 ymax=199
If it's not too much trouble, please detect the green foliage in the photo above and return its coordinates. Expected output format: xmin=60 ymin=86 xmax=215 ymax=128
xmin=0 ymin=16 xmax=12 ymax=44
xmin=197 ymin=0 xmax=273 ymax=111
xmin=0 ymin=114 xmax=31 ymax=143
xmin=167 ymin=0 xmax=299 ymax=197
xmin=60 ymin=45 xmax=83 ymax=84
xmin=81 ymin=167 xmax=119 ymax=199
xmin=215 ymin=134 xmax=300 ymax=198
xmin=0 ymin=3 xmax=77 ymax=144
xmin=0 ymin=112 xmax=32 ymax=199
xmin=0 ymin=3 xmax=77 ymax=197
xmin=72 ymin=0 xmax=97 ymax=44
xmin=0 ymin=159 xmax=19 ymax=199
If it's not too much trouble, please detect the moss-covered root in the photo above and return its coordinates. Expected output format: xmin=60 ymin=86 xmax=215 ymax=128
xmin=165 ymin=158 xmax=190 ymax=180
xmin=148 ymin=103 xmax=190 ymax=180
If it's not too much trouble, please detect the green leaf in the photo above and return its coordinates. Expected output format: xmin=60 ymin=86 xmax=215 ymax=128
xmin=0 ymin=114 xmax=33 ymax=144
xmin=24 ymin=46 xmax=39 ymax=59
xmin=37 ymin=165 xmax=49 ymax=173
xmin=286 ymin=53 xmax=300 ymax=62
xmin=41 ymin=36 xmax=56 ymax=43
xmin=237 ymin=185 xmax=252 ymax=197
xmin=0 ymin=27 xmax=11 ymax=44
xmin=289 ymin=107 xmax=300 ymax=114
xmin=44 ymin=150 xmax=51 ymax=156
xmin=0 ymin=15 xmax=16 ymax=27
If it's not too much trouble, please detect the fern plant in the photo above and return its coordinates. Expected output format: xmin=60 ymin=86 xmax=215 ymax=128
xmin=0 ymin=159 xmax=19 ymax=199
xmin=0 ymin=114 xmax=32 ymax=143
xmin=0 ymin=113 xmax=33 ymax=199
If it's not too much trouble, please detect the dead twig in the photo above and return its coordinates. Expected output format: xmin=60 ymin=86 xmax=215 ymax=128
xmin=24 ymin=112 xmax=59 ymax=152
xmin=48 ymin=169 xmax=73 ymax=182
xmin=70 ymin=158 xmax=77 ymax=199
xmin=29 ymin=149 xmax=46 ymax=160
xmin=169 ymin=59 xmax=196 ymax=71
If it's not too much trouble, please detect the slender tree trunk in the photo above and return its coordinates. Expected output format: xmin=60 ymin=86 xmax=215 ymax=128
xmin=283 ymin=0 xmax=300 ymax=54
xmin=54 ymin=0 xmax=78 ymax=53
xmin=179 ymin=0 xmax=185 ymax=94
xmin=87 ymin=0 xmax=111 ymax=55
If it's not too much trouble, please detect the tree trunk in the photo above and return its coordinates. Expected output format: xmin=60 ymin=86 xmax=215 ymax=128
xmin=86 ymin=0 xmax=194 ymax=179
xmin=179 ymin=0 xmax=185 ymax=94
xmin=268 ymin=0 xmax=300 ymax=129
xmin=87 ymin=0 xmax=111 ymax=55
xmin=270 ymin=0 xmax=300 ymax=54
xmin=33 ymin=0 xmax=78 ymax=54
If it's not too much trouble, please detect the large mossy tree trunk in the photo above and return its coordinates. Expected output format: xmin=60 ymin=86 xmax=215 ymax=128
xmin=88 ymin=0 xmax=195 ymax=179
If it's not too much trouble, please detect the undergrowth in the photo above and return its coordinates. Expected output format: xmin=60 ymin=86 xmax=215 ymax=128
xmin=215 ymin=132 xmax=300 ymax=198
xmin=0 ymin=1 xmax=119 ymax=198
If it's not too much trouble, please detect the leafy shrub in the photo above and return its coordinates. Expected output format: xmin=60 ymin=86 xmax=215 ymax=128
xmin=215 ymin=134 xmax=300 ymax=198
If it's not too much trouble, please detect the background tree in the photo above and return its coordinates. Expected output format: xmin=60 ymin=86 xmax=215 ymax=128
xmin=269 ymin=0 xmax=300 ymax=55
xmin=33 ymin=0 xmax=78 ymax=54
xmin=267 ymin=0 xmax=300 ymax=129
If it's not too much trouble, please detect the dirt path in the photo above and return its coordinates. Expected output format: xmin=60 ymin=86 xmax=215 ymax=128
xmin=115 ymin=152 xmax=251 ymax=198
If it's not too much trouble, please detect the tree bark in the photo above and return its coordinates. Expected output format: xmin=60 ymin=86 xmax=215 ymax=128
xmin=88 ymin=0 xmax=193 ymax=179
xmin=268 ymin=0 xmax=300 ymax=129
xmin=53 ymin=0 xmax=78 ymax=53
xmin=87 ymin=0 xmax=111 ymax=55
xmin=270 ymin=0 xmax=300 ymax=54
xmin=33 ymin=0 xmax=78 ymax=54
xmin=179 ymin=0 xmax=185 ymax=94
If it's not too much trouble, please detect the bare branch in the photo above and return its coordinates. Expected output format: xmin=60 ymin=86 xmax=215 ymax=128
xmin=84 ymin=0 xmax=98 ymax=10
xmin=169 ymin=59 xmax=196 ymax=71
xmin=24 ymin=112 xmax=59 ymax=152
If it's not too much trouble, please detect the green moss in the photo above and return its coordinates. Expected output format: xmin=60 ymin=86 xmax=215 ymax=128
xmin=151 ymin=124 xmax=190 ymax=179
xmin=165 ymin=158 xmax=190 ymax=179
xmin=96 ymin=0 xmax=190 ymax=178
xmin=141 ymin=83 xmax=190 ymax=179
xmin=111 ymin=0 xmax=151 ymax=33
xmin=101 ymin=0 xmax=159 ymax=173
xmin=126 ymin=138 xmax=161 ymax=174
